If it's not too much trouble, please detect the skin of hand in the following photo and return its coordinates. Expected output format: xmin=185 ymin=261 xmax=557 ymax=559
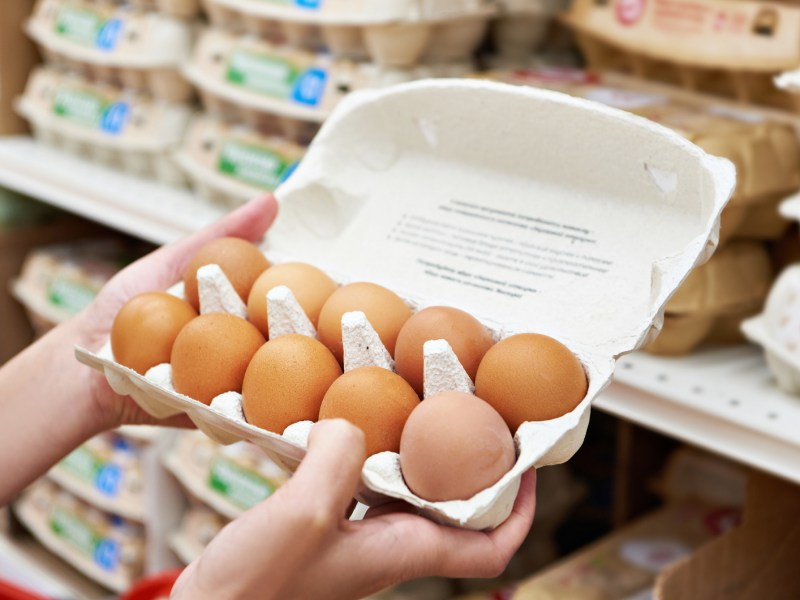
xmin=0 ymin=195 xmax=278 ymax=505
xmin=172 ymin=419 xmax=537 ymax=600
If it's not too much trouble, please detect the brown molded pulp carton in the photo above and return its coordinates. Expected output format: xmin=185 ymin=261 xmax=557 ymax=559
xmin=27 ymin=0 xmax=196 ymax=102
xmin=563 ymin=0 xmax=800 ymax=111
xmin=77 ymin=79 xmax=734 ymax=529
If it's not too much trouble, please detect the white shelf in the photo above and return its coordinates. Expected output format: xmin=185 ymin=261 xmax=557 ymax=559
xmin=0 ymin=136 xmax=227 ymax=245
xmin=598 ymin=345 xmax=800 ymax=485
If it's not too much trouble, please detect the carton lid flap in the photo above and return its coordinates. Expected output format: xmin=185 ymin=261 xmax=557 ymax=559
xmin=273 ymin=80 xmax=734 ymax=359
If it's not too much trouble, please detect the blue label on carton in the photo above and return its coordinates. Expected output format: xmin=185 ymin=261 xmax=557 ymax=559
xmin=95 ymin=463 xmax=123 ymax=497
xmin=94 ymin=538 xmax=120 ymax=571
xmin=292 ymin=68 xmax=327 ymax=106
xmin=296 ymin=0 xmax=322 ymax=8
xmin=100 ymin=102 xmax=130 ymax=134
xmin=96 ymin=18 xmax=123 ymax=51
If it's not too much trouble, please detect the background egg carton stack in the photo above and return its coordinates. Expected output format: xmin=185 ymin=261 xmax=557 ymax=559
xmin=176 ymin=0 xmax=498 ymax=206
xmin=16 ymin=0 xmax=200 ymax=186
xmin=476 ymin=67 xmax=800 ymax=356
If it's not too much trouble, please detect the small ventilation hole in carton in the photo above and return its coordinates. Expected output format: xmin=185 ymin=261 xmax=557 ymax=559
xmin=266 ymin=285 xmax=316 ymax=339
xmin=422 ymin=339 xmax=474 ymax=398
xmin=197 ymin=263 xmax=247 ymax=319
xmin=341 ymin=311 xmax=394 ymax=372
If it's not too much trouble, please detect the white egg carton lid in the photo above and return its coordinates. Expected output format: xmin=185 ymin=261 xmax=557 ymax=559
xmin=185 ymin=28 xmax=471 ymax=125
xmin=175 ymin=113 xmax=305 ymax=205
xmin=27 ymin=0 xmax=195 ymax=69
xmin=77 ymin=79 xmax=734 ymax=530
xmin=203 ymin=0 xmax=492 ymax=66
xmin=16 ymin=67 xmax=193 ymax=153
xmin=202 ymin=0 xmax=495 ymax=24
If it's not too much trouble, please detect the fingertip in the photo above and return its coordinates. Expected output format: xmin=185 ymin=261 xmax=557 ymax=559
xmin=310 ymin=418 xmax=366 ymax=462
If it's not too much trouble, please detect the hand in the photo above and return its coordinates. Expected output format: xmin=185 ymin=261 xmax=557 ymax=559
xmin=75 ymin=194 xmax=278 ymax=431
xmin=171 ymin=420 xmax=537 ymax=600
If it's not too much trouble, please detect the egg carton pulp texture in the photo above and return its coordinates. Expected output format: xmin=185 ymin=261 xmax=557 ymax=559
xmin=27 ymin=0 xmax=195 ymax=102
xmin=175 ymin=113 xmax=306 ymax=207
xmin=563 ymin=0 xmax=800 ymax=112
xmin=17 ymin=67 xmax=191 ymax=186
xmin=202 ymin=0 xmax=494 ymax=66
xmin=76 ymin=80 xmax=735 ymax=530
xmin=185 ymin=28 xmax=471 ymax=144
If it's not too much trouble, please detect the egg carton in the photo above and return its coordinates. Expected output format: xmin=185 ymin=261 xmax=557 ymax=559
xmin=742 ymin=266 xmax=800 ymax=397
xmin=47 ymin=432 xmax=146 ymax=522
xmin=170 ymin=503 xmax=228 ymax=564
xmin=489 ymin=0 xmax=569 ymax=62
xmin=645 ymin=241 xmax=773 ymax=355
xmin=563 ymin=0 xmax=800 ymax=112
xmin=118 ymin=0 xmax=201 ymax=19
xmin=27 ymin=0 xmax=195 ymax=102
xmin=15 ymin=479 xmax=145 ymax=593
xmin=17 ymin=67 xmax=191 ymax=186
xmin=176 ymin=113 xmax=305 ymax=207
xmin=477 ymin=68 xmax=800 ymax=246
xmin=202 ymin=0 xmax=494 ymax=66
xmin=185 ymin=28 xmax=472 ymax=144
xmin=163 ymin=430 xmax=288 ymax=519
xmin=76 ymin=80 xmax=734 ymax=530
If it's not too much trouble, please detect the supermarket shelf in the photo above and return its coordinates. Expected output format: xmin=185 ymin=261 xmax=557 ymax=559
xmin=598 ymin=345 xmax=800 ymax=485
xmin=0 ymin=136 xmax=226 ymax=245
xmin=45 ymin=469 xmax=145 ymax=523
xmin=0 ymin=535 xmax=110 ymax=600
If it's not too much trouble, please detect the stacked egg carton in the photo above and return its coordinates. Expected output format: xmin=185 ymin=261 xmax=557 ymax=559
xmin=561 ymin=0 xmax=800 ymax=111
xmin=17 ymin=0 xmax=199 ymax=185
xmin=176 ymin=0 xmax=496 ymax=205
xmin=163 ymin=430 xmax=288 ymax=563
xmin=474 ymin=68 xmax=800 ymax=355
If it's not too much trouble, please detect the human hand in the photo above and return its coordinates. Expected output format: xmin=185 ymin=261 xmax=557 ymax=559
xmin=171 ymin=419 xmax=537 ymax=600
xmin=75 ymin=195 xmax=278 ymax=431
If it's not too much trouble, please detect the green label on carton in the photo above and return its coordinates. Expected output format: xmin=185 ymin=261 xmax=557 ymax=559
xmin=208 ymin=457 xmax=276 ymax=509
xmin=60 ymin=446 xmax=99 ymax=483
xmin=218 ymin=140 xmax=292 ymax=190
xmin=226 ymin=51 xmax=300 ymax=98
xmin=55 ymin=7 xmax=123 ymax=50
xmin=53 ymin=88 xmax=106 ymax=126
xmin=50 ymin=509 xmax=120 ymax=571
xmin=48 ymin=277 xmax=97 ymax=314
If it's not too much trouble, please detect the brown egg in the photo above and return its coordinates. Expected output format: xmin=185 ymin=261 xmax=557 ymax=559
xmin=242 ymin=334 xmax=342 ymax=434
xmin=394 ymin=306 xmax=494 ymax=396
xmin=183 ymin=237 xmax=271 ymax=310
xmin=474 ymin=333 xmax=587 ymax=431
xmin=399 ymin=391 xmax=515 ymax=502
xmin=111 ymin=292 xmax=198 ymax=375
xmin=317 ymin=282 xmax=413 ymax=364
xmin=247 ymin=262 xmax=338 ymax=337
xmin=319 ymin=366 xmax=420 ymax=456
xmin=171 ymin=313 xmax=265 ymax=405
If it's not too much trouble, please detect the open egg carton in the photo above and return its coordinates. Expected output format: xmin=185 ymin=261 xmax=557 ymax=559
xmin=185 ymin=28 xmax=471 ymax=144
xmin=201 ymin=0 xmax=495 ymax=66
xmin=563 ymin=0 xmax=800 ymax=112
xmin=122 ymin=0 xmax=202 ymax=19
xmin=476 ymin=68 xmax=800 ymax=246
xmin=17 ymin=67 xmax=192 ymax=186
xmin=77 ymin=80 xmax=734 ymax=530
xmin=15 ymin=478 xmax=146 ymax=593
xmin=175 ymin=113 xmax=305 ymax=207
xmin=743 ymin=196 xmax=800 ymax=396
xmin=27 ymin=0 xmax=196 ymax=103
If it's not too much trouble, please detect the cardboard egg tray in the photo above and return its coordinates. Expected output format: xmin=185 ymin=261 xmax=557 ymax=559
xmin=48 ymin=432 xmax=147 ymax=522
xmin=17 ymin=67 xmax=191 ymax=186
xmin=202 ymin=0 xmax=494 ymax=67
xmin=645 ymin=241 xmax=773 ymax=355
xmin=175 ymin=113 xmax=305 ymax=207
xmin=163 ymin=430 xmax=289 ymax=519
xmin=122 ymin=0 xmax=202 ymax=19
xmin=15 ymin=479 xmax=145 ymax=593
xmin=27 ymin=0 xmax=195 ymax=103
xmin=185 ymin=28 xmax=471 ymax=144
xmin=77 ymin=80 xmax=734 ymax=529
xmin=562 ymin=0 xmax=800 ymax=112
xmin=476 ymin=68 xmax=800 ymax=246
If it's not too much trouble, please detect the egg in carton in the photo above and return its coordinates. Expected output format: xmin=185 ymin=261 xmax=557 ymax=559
xmin=15 ymin=479 xmax=146 ymax=593
xmin=184 ymin=28 xmax=471 ymax=144
xmin=77 ymin=80 xmax=734 ymax=529
xmin=563 ymin=0 xmax=800 ymax=112
xmin=175 ymin=113 xmax=305 ymax=208
xmin=27 ymin=0 xmax=196 ymax=103
xmin=120 ymin=0 xmax=201 ymax=19
xmin=490 ymin=0 xmax=570 ymax=64
xmin=16 ymin=67 xmax=191 ymax=186
xmin=201 ymin=0 xmax=494 ymax=67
